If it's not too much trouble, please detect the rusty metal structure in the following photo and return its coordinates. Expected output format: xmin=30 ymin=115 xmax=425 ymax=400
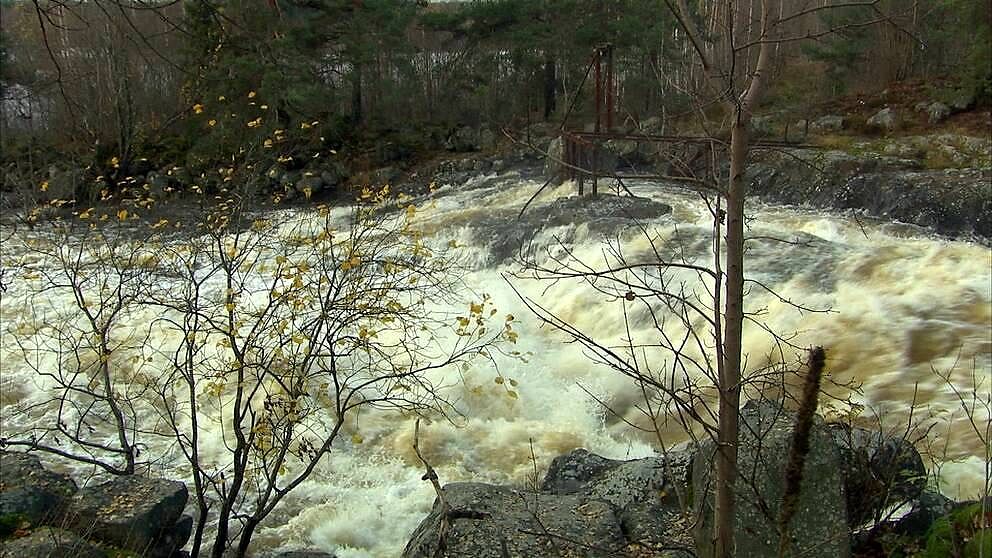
xmin=556 ymin=44 xmax=806 ymax=198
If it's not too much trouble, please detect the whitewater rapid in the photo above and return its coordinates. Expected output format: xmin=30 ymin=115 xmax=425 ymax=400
xmin=1 ymin=167 xmax=989 ymax=557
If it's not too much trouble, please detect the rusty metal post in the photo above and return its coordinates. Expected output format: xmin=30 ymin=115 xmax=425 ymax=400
xmin=564 ymin=135 xmax=572 ymax=180
xmin=591 ymin=140 xmax=599 ymax=196
xmin=577 ymin=141 xmax=585 ymax=196
xmin=594 ymin=51 xmax=602 ymax=133
xmin=605 ymin=45 xmax=614 ymax=131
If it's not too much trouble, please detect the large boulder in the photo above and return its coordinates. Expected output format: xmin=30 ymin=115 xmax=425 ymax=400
xmin=544 ymin=135 xmax=564 ymax=180
xmin=65 ymin=475 xmax=188 ymax=557
xmin=543 ymin=448 xmax=693 ymax=554
xmin=811 ymin=115 xmax=846 ymax=133
xmin=541 ymin=448 xmax=624 ymax=493
xmin=402 ymin=482 xmax=625 ymax=558
xmin=0 ymin=452 xmax=77 ymax=527
xmin=926 ymin=102 xmax=951 ymax=125
xmin=867 ymin=107 xmax=900 ymax=132
xmin=604 ymin=139 xmax=653 ymax=168
xmin=692 ymin=400 xmax=850 ymax=558
xmin=0 ymin=527 xmax=107 ymax=558
xmin=828 ymin=423 xmax=927 ymax=527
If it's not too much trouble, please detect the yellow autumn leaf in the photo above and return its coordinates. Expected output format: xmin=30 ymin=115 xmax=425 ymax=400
xmin=248 ymin=90 xmax=256 ymax=98
xmin=208 ymin=119 xmax=217 ymax=127
xmin=39 ymin=181 xmax=49 ymax=192
xmin=193 ymin=103 xmax=204 ymax=114
xmin=351 ymin=433 xmax=364 ymax=444
xmin=117 ymin=209 xmax=128 ymax=221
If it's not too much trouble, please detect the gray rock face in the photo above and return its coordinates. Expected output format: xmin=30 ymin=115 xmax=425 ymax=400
xmin=812 ymin=115 xmax=846 ymax=133
xmin=747 ymin=149 xmax=992 ymax=238
xmin=0 ymin=452 xmax=77 ymax=527
xmin=605 ymin=138 xmax=653 ymax=167
xmin=692 ymin=400 xmax=850 ymax=558
xmin=402 ymin=482 xmax=625 ymax=558
xmin=541 ymin=448 xmax=624 ymax=493
xmin=479 ymin=194 xmax=672 ymax=264
xmin=868 ymin=107 xmax=900 ymax=132
xmin=543 ymin=448 xmax=693 ymax=554
xmin=829 ymin=423 xmax=927 ymax=527
xmin=66 ymin=475 xmax=188 ymax=556
xmin=927 ymin=102 xmax=951 ymax=125
xmin=751 ymin=115 xmax=778 ymax=137
xmin=0 ymin=527 xmax=107 ymax=558
xmin=544 ymin=136 xmax=564 ymax=180
xmin=479 ymin=127 xmax=497 ymax=151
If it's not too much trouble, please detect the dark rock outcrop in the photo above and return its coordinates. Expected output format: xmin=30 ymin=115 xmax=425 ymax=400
xmin=66 ymin=475 xmax=189 ymax=558
xmin=0 ymin=527 xmax=107 ymax=558
xmin=473 ymin=194 xmax=672 ymax=264
xmin=543 ymin=448 xmax=694 ymax=554
xmin=402 ymin=482 xmax=626 ymax=558
xmin=748 ymin=150 xmax=992 ymax=238
xmin=0 ymin=452 xmax=77 ymax=527
xmin=402 ymin=398 xmax=967 ymax=558
xmin=692 ymin=400 xmax=850 ymax=558
xmin=828 ymin=422 xmax=927 ymax=527
xmin=540 ymin=448 xmax=624 ymax=493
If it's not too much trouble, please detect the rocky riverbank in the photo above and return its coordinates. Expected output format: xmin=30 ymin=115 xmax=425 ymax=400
xmin=403 ymin=399 xmax=988 ymax=558
xmin=2 ymin=400 xmax=987 ymax=557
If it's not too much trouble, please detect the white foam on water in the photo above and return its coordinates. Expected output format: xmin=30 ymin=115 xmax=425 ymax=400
xmin=1 ymin=170 xmax=989 ymax=556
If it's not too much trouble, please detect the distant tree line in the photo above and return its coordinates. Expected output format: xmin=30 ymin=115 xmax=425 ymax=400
xmin=1 ymin=0 xmax=988 ymax=190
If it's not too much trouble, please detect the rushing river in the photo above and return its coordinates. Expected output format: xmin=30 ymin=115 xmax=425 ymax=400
xmin=1 ymin=167 xmax=990 ymax=557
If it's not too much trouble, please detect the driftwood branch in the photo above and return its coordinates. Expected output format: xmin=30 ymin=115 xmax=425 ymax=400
xmin=414 ymin=418 xmax=451 ymax=558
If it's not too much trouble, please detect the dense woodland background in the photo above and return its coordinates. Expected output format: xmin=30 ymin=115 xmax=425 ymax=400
xmin=1 ymin=0 xmax=990 ymax=198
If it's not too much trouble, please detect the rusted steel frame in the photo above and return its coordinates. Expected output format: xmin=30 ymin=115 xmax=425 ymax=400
xmin=594 ymin=51 xmax=602 ymax=133
xmin=605 ymin=45 xmax=614 ymax=131
xmin=591 ymin=138 xmax=599 ymax=196
xmin=571 ymin=131 xmax=819 ymax=150
xmin=572 ymin=132 xmax=717 ymax=143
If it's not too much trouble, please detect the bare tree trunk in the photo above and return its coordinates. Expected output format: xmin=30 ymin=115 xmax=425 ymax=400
xmin=543 ymin=57 xmax=556 ymax=120
xmin=351 ymin=62 xmax=363 ymax=126
xmin=714 ymin=116 xmax=748 ymax=558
